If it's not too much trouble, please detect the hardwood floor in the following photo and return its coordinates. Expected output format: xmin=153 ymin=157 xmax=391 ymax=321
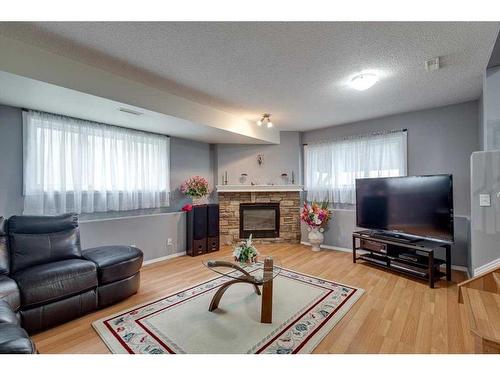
xmin=32 ymin=244 xmax=474 ymax=353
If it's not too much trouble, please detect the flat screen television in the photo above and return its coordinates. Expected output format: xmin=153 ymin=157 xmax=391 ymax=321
xmin=355 ymin=175 xmax=454 ymax=243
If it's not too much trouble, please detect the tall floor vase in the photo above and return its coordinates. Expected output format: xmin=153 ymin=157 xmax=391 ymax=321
xmin=308 ymin=227 xmax=324 ymax=252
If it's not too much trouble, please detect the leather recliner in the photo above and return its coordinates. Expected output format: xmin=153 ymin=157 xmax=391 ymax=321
xmin=0 ymin=214 xmax=143 ymax=353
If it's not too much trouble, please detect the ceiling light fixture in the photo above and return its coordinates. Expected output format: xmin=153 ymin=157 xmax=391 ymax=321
xmin=349 ymin=73 xmax=379 ymax=91
xmin=257 ymin=113 xmax=273 ymax=128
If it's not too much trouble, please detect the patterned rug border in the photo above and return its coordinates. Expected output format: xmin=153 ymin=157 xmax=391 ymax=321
xmin=93 ymin=265 xmax=364 ymax=354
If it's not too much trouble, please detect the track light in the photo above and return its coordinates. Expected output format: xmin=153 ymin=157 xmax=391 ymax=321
xmin=256 ymin=113 xmax=273 ymax=128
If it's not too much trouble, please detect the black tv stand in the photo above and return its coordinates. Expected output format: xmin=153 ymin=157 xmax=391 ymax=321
xmin=352 ymin=230 xmax=452 ymax=288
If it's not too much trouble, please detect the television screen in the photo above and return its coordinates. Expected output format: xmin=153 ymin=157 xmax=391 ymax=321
xmin=356 ymin=175 xmax=454 ymax=242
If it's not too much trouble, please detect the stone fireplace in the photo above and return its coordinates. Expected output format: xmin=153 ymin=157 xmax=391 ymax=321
xmin=218 ymin=187 xmax=301 ymax=245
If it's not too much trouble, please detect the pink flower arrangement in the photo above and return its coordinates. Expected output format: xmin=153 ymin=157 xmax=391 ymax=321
xmin=301 ymin=201 xmax=331 ymax=229
xmin=181 ymin=176 xmax=209 ymax=198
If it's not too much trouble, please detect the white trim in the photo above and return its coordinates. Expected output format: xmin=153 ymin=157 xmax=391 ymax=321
xmin=474 ymin=257 xmax=500 ymax=277
xmin=216 ymin=184 xmax=303 ymax=192
xmin=300 ymin=241 xmax=352 ymax=253
xmin=80 ymin=211 xmax=184 ymax=224
xmin=142 ymin=251 xmax=186 ymax=266
xmin=301 ymin=241 xmax=470 ymax=276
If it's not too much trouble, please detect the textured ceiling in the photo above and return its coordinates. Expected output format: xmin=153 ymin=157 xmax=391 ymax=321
xmin=1 ymin=22 xmax=499 ymax=131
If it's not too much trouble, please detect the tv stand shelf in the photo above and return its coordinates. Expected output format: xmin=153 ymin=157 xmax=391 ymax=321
xmin=352 ymin=231 xmax=452 ymax=288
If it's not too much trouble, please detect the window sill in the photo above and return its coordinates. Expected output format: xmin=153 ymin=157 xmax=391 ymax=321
xmin=79 ymin=211 xmax=183 ymax=224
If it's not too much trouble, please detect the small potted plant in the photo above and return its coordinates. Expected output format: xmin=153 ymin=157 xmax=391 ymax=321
xmin=301 ymin=201 xmax=331 ymax=252
xmin=233 ymin=234 xmax=259 ymax=265
xmin=181 ymin=176 xmax=209 ymax=205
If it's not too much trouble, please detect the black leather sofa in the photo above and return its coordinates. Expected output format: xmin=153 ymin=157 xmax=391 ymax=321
xmin=0 ymin=214 xmax=143 ymax=354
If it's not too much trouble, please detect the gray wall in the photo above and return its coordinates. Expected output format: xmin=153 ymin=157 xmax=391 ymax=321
xmin=169 ymin=137 xmax=215 ymax=211
xmin=470 ymin=150 xmax=500 ymax=274
xmin=79 ymin=213 xmax=186 ymax=262
xmin=215 ymin=131 xmax=302 ymax=186
xmin=479 ymin=94 xmax=484 ymax=151
xmin=0 ymin=104 xmax=23 ymax=217
xmin=0 ymin=103 xmax=215 ymax=260
xmin=302 ymin=101 xmax=480 ymax=267
xmin=483 ymin=66 xmax=500 ymax=150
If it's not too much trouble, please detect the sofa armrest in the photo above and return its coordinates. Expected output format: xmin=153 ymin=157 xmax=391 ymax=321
xmin=0 ymin=300 xmax=19 ymax=325
xmin=0 ymin=323 xmax=36 ymax=354
xmin=0 ymin=275 xmax=21 ymax=311
xmin=82 ymin=245 xmax=143 ymax=285
xmin=0 ymin=300 xmax=35 ymax=354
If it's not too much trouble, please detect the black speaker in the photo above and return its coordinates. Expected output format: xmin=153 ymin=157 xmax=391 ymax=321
xmin=207 ymin=204 xmax=220 ymax=252
xmin=186 ymin=205 xmax=207 ymax=256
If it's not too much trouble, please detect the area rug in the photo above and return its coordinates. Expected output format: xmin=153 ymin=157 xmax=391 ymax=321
xmin=92 ymin=264 xmax=364 ymax=354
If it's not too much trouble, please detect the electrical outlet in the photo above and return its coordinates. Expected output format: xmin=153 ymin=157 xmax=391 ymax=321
xmin=479 ymin=194 xmax=491 ymax=207
xmin=166 ymin=238 xmax=175 ymax=255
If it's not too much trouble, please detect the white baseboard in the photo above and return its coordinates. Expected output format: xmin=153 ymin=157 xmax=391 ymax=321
xmin=474 ymin=257 xmax=500 ymax=277
xmin=301 ymin=241 xmax=470 ymax=276
xmin=143 ymin=251 xmax=186 ymax=266
xmin=300 ymin=241 xmax=352 ymax=253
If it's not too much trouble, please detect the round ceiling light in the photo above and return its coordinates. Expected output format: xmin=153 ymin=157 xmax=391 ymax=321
xmin=349 ymin=73 xmax=378 ymax=91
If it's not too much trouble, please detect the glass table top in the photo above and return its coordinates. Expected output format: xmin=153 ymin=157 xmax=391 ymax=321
xmin=202 ymin=256 xmax=281 ymax=284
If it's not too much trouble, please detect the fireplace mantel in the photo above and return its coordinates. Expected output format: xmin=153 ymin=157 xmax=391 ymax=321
xmin=216 ymin=184 xmax=303 ymax=193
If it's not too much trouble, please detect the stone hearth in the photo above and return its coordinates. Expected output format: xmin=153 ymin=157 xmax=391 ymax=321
xmin=218 ymin=191 xmax=301 ymax=245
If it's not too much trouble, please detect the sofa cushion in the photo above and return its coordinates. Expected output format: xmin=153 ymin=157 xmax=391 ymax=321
xmin=0 ymin=217 xmax=9 ymax=275
xmin=8 ymin=214 xmax=82 ymax=273
xmin=0 ymin=275 xmax=21 ymax=311
xmin=0 ymin=323 xmax=36 ymax=354
xmin=13 ymin=259 xmax=97 ymax=309
xmin=82 ymin=246 xmax=143 ymax=284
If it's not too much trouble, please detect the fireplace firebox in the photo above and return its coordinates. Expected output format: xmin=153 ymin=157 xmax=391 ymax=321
xmin=239 ymin=203 xmax=280 ymax=239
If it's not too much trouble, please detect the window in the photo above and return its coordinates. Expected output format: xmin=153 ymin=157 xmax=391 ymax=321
xmin=304 ymin=130 xmax=407 ymax=204
xmin=23 ymin=110 xmax=170 ymax=215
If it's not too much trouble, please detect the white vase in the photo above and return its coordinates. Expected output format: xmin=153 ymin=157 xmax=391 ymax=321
xmin=192 ymin=196 xmax=208 ymax=206
xmin=308 ymin=227 xmax=324 ymax=252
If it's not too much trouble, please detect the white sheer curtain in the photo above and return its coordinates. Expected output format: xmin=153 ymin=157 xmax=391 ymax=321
xmin=304 ymin=130 xmax=407 ymax=204
xmin=23 ymin=110 xmax=170 ymax=215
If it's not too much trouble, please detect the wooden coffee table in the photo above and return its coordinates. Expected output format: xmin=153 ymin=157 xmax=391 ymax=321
xmin=202 ymin=257 xmax=280 ymax=323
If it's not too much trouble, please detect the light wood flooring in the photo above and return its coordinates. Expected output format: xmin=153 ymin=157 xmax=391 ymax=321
xmin=32 ymin=244 xmax=474 ymax=353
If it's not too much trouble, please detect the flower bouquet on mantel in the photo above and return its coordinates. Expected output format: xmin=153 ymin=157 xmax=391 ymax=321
xmin=301 ymin=201 xmax=331 ymax=252
xmin=181 ymin=176 xmax=209 ymax=205
xmin=233 ymin=234 xmax=259 ymax=265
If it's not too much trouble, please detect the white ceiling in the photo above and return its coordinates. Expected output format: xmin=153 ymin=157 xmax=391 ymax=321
xmin=1 ymin=22 xmax=499 ymax=131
